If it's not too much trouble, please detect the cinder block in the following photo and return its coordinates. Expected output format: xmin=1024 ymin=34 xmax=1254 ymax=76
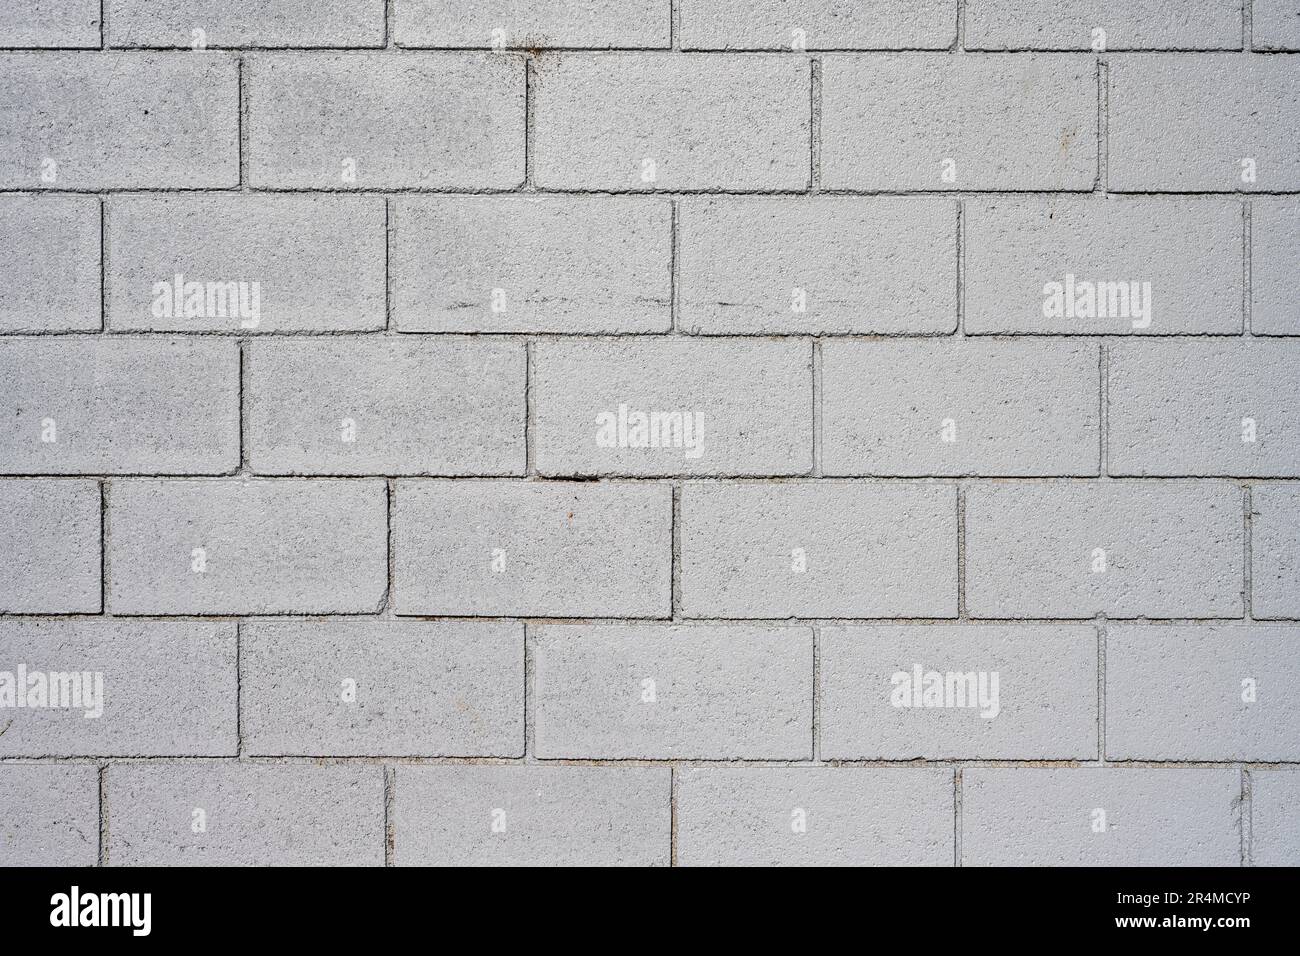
xmin=107 ymin=479 xmax=387 ymax=614
xmin=1107 ymin=625 xmax=1300 ymax=761
xmin=1251 ymin=769 xmax=1300 ymax=866
xmin=0 ymin=196 xmax=100 ymax=332
xmin=677 ymin=768 xmax=954 ymax=866
xmin=247 ymin=52 xmax=524 ymax=189
xmin=532 ymin=54 xmax=810 ymax=191
xmin=821 ymin=54 xmax=1097 ymax=190
xmin=964 ymin=197 xmax=1242 ymax=334
xmin=0 ymin=337 xmax=239 ymax=475
xmin=680 ymin=0 xmax=954 ymax=50
xmin=678 ymin=197 xmax=956 ymax=334
xmin=392 ymin=197 xmax=671 ymax=333
xmin=680 ymin=482 xmax=957 ymax=618
xmin=532 ymin=338 xmax=811 ymax=477
xmin=820 ymin=625 xmax=1097 ymax=760
xmin=1254 ymin=1 xmax=1300 ymax=50
xmin=393 ymin=480 xmax=671 ymax=617
xmin=0 ymin=479 xmax=100 ymax=613
xmin=0 ymin=0 xmax=100 ymax=47
xmin=1251 ymin=483 xmax=1300 ymax=618
xmin=241 ymin=620 xmax=523 ymax=757
xmin=246 ymin=338 xmax=525 ymax=476
xmin=107 ymin=196 xmax=385 ymax=333
xmin=1109 ymin=55 xmax=1300 ymax=191
xmin=393 ymin=765 xmax=669 ymax=866
xmin=106 ymin=0 xmax=385 ymax=47
xmin=1108 ymin=341 xmax=1300 ymax=476
xmin=0 ymin=620 xmax=236 ymax=757
xmin=0 ymin=765 xmax=99 ymax=867
xmin=1252 ymin=200 xmax=1300 ymax=335
xmin=822 ymin=340 xmax=1100 ymax=476
xmin=965 ymin=480 xmax=1243 ymax=618
xmin=395 ymin=0 xmax=669 ymax=49
xmin=106 ymin=763 xmax=383 ymax=866
xmin=0 ymin=53 xmax=238 ymax=188
xmin=962 ymin=768 xmax=1241 ymax=865
xmin=966 ymin=1 xmax=1243 ymax=50
xmin=532 ymin=624 xmax=812 ymax=759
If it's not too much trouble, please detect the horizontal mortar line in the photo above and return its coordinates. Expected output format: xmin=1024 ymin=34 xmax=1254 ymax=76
xmin=7 ymin=186 xmax=1300 ymax=198
xmin=20 ymin=475 xmax=1292 ymax=485
xmin=3 ymin=613 xmax=1294 ymax=626
xmin=0 ymin=331 xmax=1280 ymax=342
xmin=3 ymin=754 xmax=1296 ymax=768
xmin=12 ymin=46 xmax=1299 ymax=55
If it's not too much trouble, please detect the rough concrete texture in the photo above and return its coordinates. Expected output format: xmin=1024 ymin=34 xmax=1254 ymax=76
xmin=393 ymin=765 xmax=670 ymax=866
xmin=105 ymin=762 xmax=384 ymax=866
xmin=820 ymin=625 xmax=1097 ymax=760
xmin=676 ymin=768 xmax=954 ymax=866
xmin=962 ymin=768 xmax=1242 ymax=865
xmin=0 ymin=1 xmax=1296 ymax=869
xmin=241 ymin=620 xmax=523 ymax=757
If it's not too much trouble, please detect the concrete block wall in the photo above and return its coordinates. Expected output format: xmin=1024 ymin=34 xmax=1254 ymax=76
xmin=0 ymin=0 xmax=1297 ymax=868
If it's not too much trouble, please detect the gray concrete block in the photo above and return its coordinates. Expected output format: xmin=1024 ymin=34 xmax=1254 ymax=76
xmin=1107 ymin=624 xmax=1300 ymax=761
xmin=247 ymin=52 xmax=524 ymax=189
xmin=393 ymin=765 xmax=669 ymax=866
xmin=965 ymin=480 xmax=1243 ymax=618
xmin=532 ymin=338 xmax=811 ymax=477
xmin=395 ymin=0 xmax=669 ymax=49
xmin=532 ymin=53 xmax=810 ymax=190
xmin=678 ymin=197 xmax=956 ymax=334
xmin=680 ymin=482 xmax=957 ymax=618
xmin=532 ymin=623 xmax=812 ymax=759
xmin=106 ymin=0 xmax=385 ymax=47
xmin=241 ymin=620 xmax=523 ymax=756
xmin=107 ymin=479 xmax=387 ymax=614
xmin=1108 ymin=341 xmax=1300 ymax=476
xmin=105 ymin=762 xmax=383 ymax=866
xmin=246 ymin=338 xmax=525 ymax=475
xmin=966 ymin=0 xmax=1243 ymax=50
xmin=393 ymin=480 xmax=671 ymax=617
xmin=1250 ymin=769 xmax=1300 ymax=866
xmin=0 ymin=337 xmax=240 ymax=475
xmin=821 ymin=54 xmax=1097 ymax=190
xmin=392 ymin=196 xmax=671 ymax=333
xmin=820 ymin=625 xmax=1097 ymax=760
xmin=0 ymin=53 xmax=238 ymax=188
xmin=0 ymin=479 xmax=100 ymax=613
xmin=965 ymin=197 xmax=1242 ymax=334
xmin=962 ymin=768 xmax=1241 ymax=866
xmin=679 ymin=0 xmax=954 ymax=50
xmin=0 ymin=620 xmax=236 ymax=757
xmin=0 ymin=0 xmax=100 ymax=47
xmin=0 ymin=765 xmax=99 ymax=866
xmin=107 ymin=196 xmax=386 ymax=333
xmin=1109 ymin=54 xmax=1300 ymax=191
xmin=822 ymin=340 xmax=1100 ymax=476
xmin=677 ymin=768 xmax=953 ymax=866
xmin=0 ymin=196 xmax=100 ymax=332
xmin=1251 ymin=483 xmax=1300 ymax=618
xmin=1251 ymin=199 xmax=1300 ymax=335
xmin=1254 ymin=1 xmax=1300 ymax=50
